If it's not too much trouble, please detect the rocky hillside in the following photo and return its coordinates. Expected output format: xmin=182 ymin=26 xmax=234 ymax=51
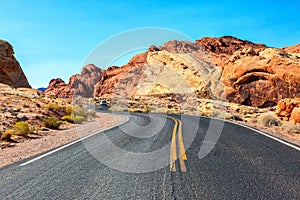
xmin=0 ymin=83 xmax=71 ymax=134
xmin=45 ymin=64 xmax=102 ymax=98
xmin=195 ymin=36 xmax=267 ymax=67
xmin=46 ymin=36 xmax=300 ymax=109
xmin=0 ymin=40 xmax=30 ymax=88
xmin=222 ymin=48 xmax=300 ymax=107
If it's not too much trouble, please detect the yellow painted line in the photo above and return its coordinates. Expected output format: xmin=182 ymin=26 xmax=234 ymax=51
xmin=166 ymin=116 xmax=188 ymax=173
xmin=169 ymin=116 xmax=178 ymax=172
xmin=178 ymin=119 xmax=187 ymax=161
xmin=177 ymin=118 xmax=187 ymax=173
xmin=178 ymin=155 xmax=187 ymax=173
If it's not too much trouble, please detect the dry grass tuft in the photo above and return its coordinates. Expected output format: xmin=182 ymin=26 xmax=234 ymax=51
xmin=259 ymin=114 xmax=282 ymax=127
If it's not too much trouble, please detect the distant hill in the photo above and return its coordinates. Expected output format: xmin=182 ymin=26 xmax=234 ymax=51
xmin=37 ymin=87 xmax=47 ymax=93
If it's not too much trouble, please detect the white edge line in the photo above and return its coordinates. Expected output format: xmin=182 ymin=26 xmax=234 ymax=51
xmin=199 ymin=116 xmax=300 ymax=151
xmin=228 ymin=120 xmax=300 ymax=151
xmin=198 ymin=115 xmax=300 ymax=151
xmin=20 ymin=116 xmax=130 ymax=166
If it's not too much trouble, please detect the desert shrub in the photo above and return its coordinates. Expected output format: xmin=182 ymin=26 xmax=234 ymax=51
xmin=61 ymin=115 xmax=85 ymax=124
xmin=87 ymin=109 xmax=96 ymax=117
xmin=68 ymin=106 xmax=96 ymax=117
xmin=1 ymin=129 xmax=15 ymax=141
xmin=144 ymin=105 xmax=152 ymax=113
xmin=61 ymin=105 xmax=96 ymax=124
xmin=43 ymin=117 xmax=61 ymax=129
xmin=73 ymin=106 xmax=87 ymax=117
xmin=66 ymin=106 xmax=73 ymax=116
xmin=13 ymin=122 xmax=30 ymax=137
xmin=30 ymin=125 xmax=40 ymax=134
xmin=259 ymin=114 xmax=282 ymax=127
xmin=66 ymin=105 xmax=88 ymax=116
xmin=46 ymin=103 xmax=64 ymax=111
xmin=282 ymin=123 xmax=300 ymax=134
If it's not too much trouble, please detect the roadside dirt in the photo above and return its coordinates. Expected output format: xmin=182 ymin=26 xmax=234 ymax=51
xmin=0 ymin=113 xmax=126 ymax=168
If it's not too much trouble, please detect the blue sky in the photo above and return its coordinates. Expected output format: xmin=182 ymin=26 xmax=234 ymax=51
xmin=1 ymin=0 xmax=299 ymax=88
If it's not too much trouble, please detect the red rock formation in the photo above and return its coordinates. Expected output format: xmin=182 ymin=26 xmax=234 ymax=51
xmin=282 ymin=44 xmax=300 ymax=53
xmin=276 ymin=98 xmax=300 ymax=123
xmin=45 ymin=64 xmax=102 ymax=98
xmin=195 ymin=36 xmax=267 ymax=67
xmin=0 ymin=40 xmax=30 ymax=88
xmin=222 ymin=48 xmax=300 ymax=107
xmin=94 ymin=52 xmax=148 ymax=97
xmin=47 ymin=36 xmax=300 ymax=110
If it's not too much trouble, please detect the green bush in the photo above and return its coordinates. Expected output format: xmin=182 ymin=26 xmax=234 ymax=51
xmin=43 ymin=117 xmax=61 ymax=129
xmin=1 ymin=129 xmax=14 ymax=141
xmin=13 ymin=122 xmax=30 ymax=137
xmin=46 ymin=103 xmax=64 ymax=111
xmin=61 ymin=115 xmax=85 ymax=124
xmin=66 ymin=106 xmax=73 ymax=116
xmin=259 ymin=114 xmax=282 ymax=127
xmin=73 ymin=106 xmax=87 ymax=117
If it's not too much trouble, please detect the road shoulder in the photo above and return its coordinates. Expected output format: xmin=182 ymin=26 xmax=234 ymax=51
xmin=0 ymin=113 xmax=126 ymax=168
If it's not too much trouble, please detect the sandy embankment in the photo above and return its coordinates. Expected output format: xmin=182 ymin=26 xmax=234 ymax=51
xmin=0 ymin=113 xmax=126 ymax=168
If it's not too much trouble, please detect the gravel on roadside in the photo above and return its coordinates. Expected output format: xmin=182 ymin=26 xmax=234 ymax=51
xmin=0 ymin=113 xmax=126 ymax=168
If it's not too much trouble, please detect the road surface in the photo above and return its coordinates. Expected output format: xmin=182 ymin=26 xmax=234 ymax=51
xmin=0 ymin=113 xmax=299 ymax=199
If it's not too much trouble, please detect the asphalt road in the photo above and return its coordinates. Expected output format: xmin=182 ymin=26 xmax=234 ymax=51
xmin=0 ymin=113 xmax=299 ymax=199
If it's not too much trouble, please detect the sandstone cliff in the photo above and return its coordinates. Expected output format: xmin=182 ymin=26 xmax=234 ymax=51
xmin=45 ymin=64 xmax=102 ymax=98
xmin=47 ymin=36 xmax=300 ymax=111
xmin=222 ymin=47 xmax=300 ymax=107
xmin=0 ymin=40 xmax=30 ymax=88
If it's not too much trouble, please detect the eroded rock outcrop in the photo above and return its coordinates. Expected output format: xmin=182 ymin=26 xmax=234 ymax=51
xmin=222 ymin=48 xmax=300 ymax=107
xmin=48 ymin=36 xmax=300 ymax=110
xmin=282 ymin=44 xmax=300 ymax=53
xmin=0 ymin=40 xmax=30 ymax=88
xmin=94 ymin=52 xmax=148 ymax=98
xmin=195 ymin=36 xmax=267 ymax=67
xmin=45 ymin=64 xmax=102 ymax=98
xmin=276 ymin=98 xmax=300 ymax=123
xmin=93 ymin=42 xmax=222 ymax=99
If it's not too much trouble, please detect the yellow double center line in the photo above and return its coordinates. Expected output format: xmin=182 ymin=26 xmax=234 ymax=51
xmin=168 ymin=116 xmax=187 ymax=173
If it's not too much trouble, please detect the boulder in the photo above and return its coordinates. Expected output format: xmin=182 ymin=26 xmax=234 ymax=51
xmin=276 ymin=98 xmax=300 ymax=123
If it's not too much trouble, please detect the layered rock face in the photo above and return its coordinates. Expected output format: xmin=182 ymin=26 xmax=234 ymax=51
xmin=48 ymin=36 xmax=300 ymax=111
xmin=282 ymin=44 xmax=300 ymax=53
xmin=93 ymin=40 xmax=223 ymax=100
xmin=222 ymin=48 xmax=300 ymax=107
xmin=45 ymin=64 xmax=102 ymax=98
xmin=0 ymin=40 xmax=30 ymax=88
xmin=195 ymin=36 xmax=267 ymax=67
xmin=94 ymin=52 xmax=148 ymax=98
xmin=93 ymin=36 xmax=300 ymax=106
